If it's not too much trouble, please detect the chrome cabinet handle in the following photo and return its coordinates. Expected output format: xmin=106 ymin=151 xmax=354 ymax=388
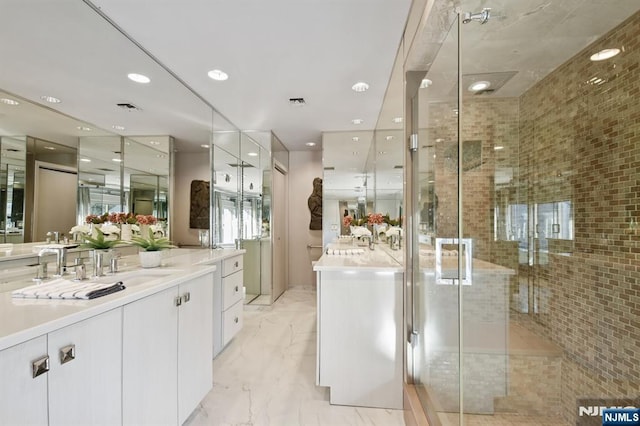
xmin=60 ymin=344 xmax=75 ymax=365
xmin=32 ymin=356 xmax=49 ymax=378
xmin=234 ymin=261 xmax=239 ymax=268
xmin=234 ymin=285 xmax=239 ymax=293
xmin=182 ymin=292 xmax=191 ymax=303
xmin=234 ymin=317 xmax=239 ymax=324
xmin=175 ymin=296 xmax=182 ymax=307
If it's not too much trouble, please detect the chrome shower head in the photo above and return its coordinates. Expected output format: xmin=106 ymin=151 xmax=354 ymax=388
xmin=463 ymin=8 xmax=491 ymax=24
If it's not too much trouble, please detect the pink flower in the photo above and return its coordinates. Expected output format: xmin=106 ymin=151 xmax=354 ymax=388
xmin=343 ymin=215 xmax=353 ymax=227
xmin=367 ymin=213 xmax=384 ymax=225
xmin=136 ymin=214 xmax=157 ymax=225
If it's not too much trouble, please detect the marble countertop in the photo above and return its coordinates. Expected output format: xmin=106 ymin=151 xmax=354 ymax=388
xmin=313 ymin=243 xmax=403 ymax=272
xmin=0 ymin=248 xmax=244 ymax=351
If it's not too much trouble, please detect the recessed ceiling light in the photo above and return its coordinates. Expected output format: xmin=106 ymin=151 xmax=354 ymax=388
xmin=590 ymin=48 xmax=620 ymax=61
xmin=77 ymin=126 xmax=92 ymax=131
xmin=41 ymin=95 xmax=61 ymax=103
xmin=112 ymin=125 xmax=125 ymax=131
xmin=351 ymin=119 xmax=363 ymax=125
xmin=352 ymin=137 xmax=360 ymax=142
xmin=156 ymin=154 xmax=166 ymax=158
xmin=420 ymin=78 xmax=433 ymax=89
xmin=112 ymin=158 xmax=122 ymax=162
xmin=0 ymin=98 xmax=19 ymax=105
xmin=352 ymin=151 xmax=358 ymax=155
xmin=351 ymin=82 xmax=369 ymax=92
xmin=201 ymin=144 xmax=210 ymax=149
xmin=208 ymin=69 xmax=229 ymax=81
xmin=247 ymin=152 xmax=258 ymax=157
xmin=80 ymin=158 xmax=92 ymax=162
xmin=494 ymin=146 xmax=504 ymax=150
xmin=378 ymin=151 xmax=387 ymax=155
xmin=385 ymin=136 xmax=394 ymax=141
xmin=392 ymin=117 xmax=403 ymax=123
xmin=43 ymin=146 xmax=56 ymax=150
xmin=127 ymin=73 xmax=151 ymax=84
xmin=305 ymin=142 xmax=316 ymax=147
xmin=469 ymin=80 xmax=491 ymax=91
xmin=149 ymin=140 xmax=160 ymax=145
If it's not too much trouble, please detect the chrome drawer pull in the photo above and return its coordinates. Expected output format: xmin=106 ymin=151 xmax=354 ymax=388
xmin=60 ymin=344 xmax=75 ymax=365
xmin=175 ymin=296 xmax=182 ymax=307
xmin=234 ymin=317 xmax=239 ymax=324
xmin=32 ymin=356 xmax=49 ymax=378
xmin=235 ymin=286 xmax=239 ymax=292
xmin=182 ymin=292 xmax=191 ymax=303
xmin=234 ymin=261 xmax=239 ymax=268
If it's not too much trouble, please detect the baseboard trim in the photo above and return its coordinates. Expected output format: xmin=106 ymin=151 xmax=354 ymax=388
xmin=404 ymin=384 xmax=431 ymax=426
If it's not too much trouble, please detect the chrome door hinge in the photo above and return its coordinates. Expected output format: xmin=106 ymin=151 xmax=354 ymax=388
xmin=408 ymin=330 xmax=419 ymax=346
xmin=409 ymin=134 xmax=418 ymax=152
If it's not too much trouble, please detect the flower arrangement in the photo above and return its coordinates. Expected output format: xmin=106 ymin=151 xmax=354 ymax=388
xmin=85 ymin=213 xmax=109 ymax=224
xmin=136 ymin=214 xmax=157 ymax=225
xmin=81 ymin=228 xmax=121 ymax=250
xmin=343 ymin=213 xmax=386 ymax=228
xmin=108 ymin=212 xmax=137 ymax=225
xmin=129 ymin=228 xmax=175 ymax=252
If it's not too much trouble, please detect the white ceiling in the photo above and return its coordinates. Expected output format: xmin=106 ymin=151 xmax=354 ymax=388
xmin=0 ymin=0 xmax=412 ymax=153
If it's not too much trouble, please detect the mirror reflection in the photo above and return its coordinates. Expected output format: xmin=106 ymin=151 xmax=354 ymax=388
xmin=0 ymin=137 xmax=26 ymax=243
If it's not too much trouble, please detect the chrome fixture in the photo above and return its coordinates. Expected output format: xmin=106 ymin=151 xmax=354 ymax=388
xmin=38 ymin=246 xmax=68 ymax=277
xmin=463 ymin=8 xmax=491 ymax=24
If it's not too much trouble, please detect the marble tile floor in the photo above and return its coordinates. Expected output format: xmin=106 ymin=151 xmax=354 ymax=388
xmin=185 ymin=286 xmax=406 ymax=426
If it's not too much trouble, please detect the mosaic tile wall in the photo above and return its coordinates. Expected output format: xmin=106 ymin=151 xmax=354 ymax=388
xmin=517 ymin=11 xmax=640 ymax=425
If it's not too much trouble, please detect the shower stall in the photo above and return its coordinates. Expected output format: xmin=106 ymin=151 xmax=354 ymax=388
xmin=406 ymin=3 xmax=640 ymax=425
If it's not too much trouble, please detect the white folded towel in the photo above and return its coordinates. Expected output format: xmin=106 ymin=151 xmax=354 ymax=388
xmin=12 ymin=279 xmax=125 ymax=300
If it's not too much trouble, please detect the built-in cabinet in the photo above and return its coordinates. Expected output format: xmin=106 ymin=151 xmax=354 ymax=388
xmin=123 ymin=272 xmax=214 ymax=425
xmin=0 ymin=267 xmax=216 ymax=426
xmin=213 ymin=253 xmax=244 ymax=357
xmin=0 ymin=308 xmax=122 ymax=426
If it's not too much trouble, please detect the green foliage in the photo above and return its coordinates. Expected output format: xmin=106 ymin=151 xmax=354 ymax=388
xmin=130 ymin=228 xmax=175 ymax=252
xmin=81 ymin=228 xmax=121 ymax=250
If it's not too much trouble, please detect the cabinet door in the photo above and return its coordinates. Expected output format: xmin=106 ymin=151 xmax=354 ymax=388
xmin=123 ymin=287 xmax=179 ymax=425
xmin=0 ymin=336 xmax=48 ymax=425
xmin=48 ymin=308 xmax=122 ymax=426
xmin=178 ymin=273 xmax=214 ymax=424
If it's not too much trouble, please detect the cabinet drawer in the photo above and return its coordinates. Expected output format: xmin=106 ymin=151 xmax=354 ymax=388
xmin=222 ymin=270 xmax=243 ymax=310
xmin=221 ymin=255 xmax=243 ymax=277
xmin=222 ymin=300 xmax=243 ymax=347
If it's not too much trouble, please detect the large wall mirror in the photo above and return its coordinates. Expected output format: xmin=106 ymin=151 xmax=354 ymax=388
xmin=0 ymin=2 xmax=214 ymax=243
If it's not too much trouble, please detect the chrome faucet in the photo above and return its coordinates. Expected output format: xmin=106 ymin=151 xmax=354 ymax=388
xmin=38 ymin=247 xmax=67 ymax=277
xmin=389 ymin=234 xmax=399 ymax=250
xmin=361 ymin=235 xmax=375 ymax=250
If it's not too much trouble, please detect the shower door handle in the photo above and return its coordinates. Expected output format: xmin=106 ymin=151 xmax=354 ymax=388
xmin=435 ymin=238 xmax=473 ymax=285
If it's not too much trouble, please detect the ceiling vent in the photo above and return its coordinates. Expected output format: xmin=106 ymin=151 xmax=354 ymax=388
xmin=116 ymin=102 xmax=141 ymax=111
xmin=227 ymin=163 xmax=254 ymax=168
xmin=393 ymin=165 xmax=403 ymax=169
xmin=97 ymin=168 xmax=116 ymax=172
xmin=323 ymin=166 xmax=335 ymax=170
xmin=289 ymin=98 xmax=306 ymax=107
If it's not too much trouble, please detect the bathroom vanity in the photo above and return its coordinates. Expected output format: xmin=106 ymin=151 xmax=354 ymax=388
xmin=0 ymin=247 xmax=244 ymax=425
xmin=313 ymin=244 xmax=404 ymax=409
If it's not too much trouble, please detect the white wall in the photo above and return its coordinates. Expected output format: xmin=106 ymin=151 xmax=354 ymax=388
xmin=174 ymin=152 xmax=209 ymax=246
xmin=288 ymin=150 xmax=323 ymax=287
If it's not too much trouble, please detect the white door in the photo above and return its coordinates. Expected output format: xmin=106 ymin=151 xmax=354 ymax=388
xmin=272 ymin=165 xmax=287 ymax=301
xmin=34 ymin=162 xmax=77 ymax=241
xmin=0 ymin=336 xmax=48 ymax=425
xmin=48 ymin=308 xmax=122 ymax=426
xmin=177 ymin=274 xmax=214 ymax=424
xmin=123 ymin=287 xmax=179 ymax=425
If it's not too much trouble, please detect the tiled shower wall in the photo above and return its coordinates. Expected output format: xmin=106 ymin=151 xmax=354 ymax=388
xmin=517 ymin=11 xmax=640 ymax=424
xmin=425 ymin=10 xmax=639 ymax=425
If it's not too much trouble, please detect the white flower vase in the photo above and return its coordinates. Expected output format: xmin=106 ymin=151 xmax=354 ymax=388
xmin=139 ymin=224 xmax=151 ymax=238
xmin=121 ymin=224 xmax=133 ymax=241
xmin=139 ymin=250 xmax=163 ymax=268
xmin=91 ymin=223 xmax=100 ymax=238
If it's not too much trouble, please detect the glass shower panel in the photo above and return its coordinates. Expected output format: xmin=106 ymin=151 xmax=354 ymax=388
xmin=412 ymin=14 xmax=462 ymax=424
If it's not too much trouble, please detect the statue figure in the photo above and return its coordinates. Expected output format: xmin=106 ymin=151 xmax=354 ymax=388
xmin=308 ymin=177 xmax=323 ymax=230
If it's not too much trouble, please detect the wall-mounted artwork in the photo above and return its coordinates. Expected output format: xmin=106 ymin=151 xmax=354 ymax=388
xmin=190 ymin=180 xmax=209 ymax=229
xmin=308 ymin=177 xmax=322 ymax=230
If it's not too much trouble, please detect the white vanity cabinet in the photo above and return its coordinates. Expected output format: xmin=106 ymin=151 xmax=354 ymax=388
xmin=122 ymin=272 xmax=214 ymax=425
xmin=213 ymin=254 xmax=244 ymax=357
xmin=0 ymin=336 xmax=48 ymax=425
xmin=0 ymin=308 xmax=122 ymax=426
